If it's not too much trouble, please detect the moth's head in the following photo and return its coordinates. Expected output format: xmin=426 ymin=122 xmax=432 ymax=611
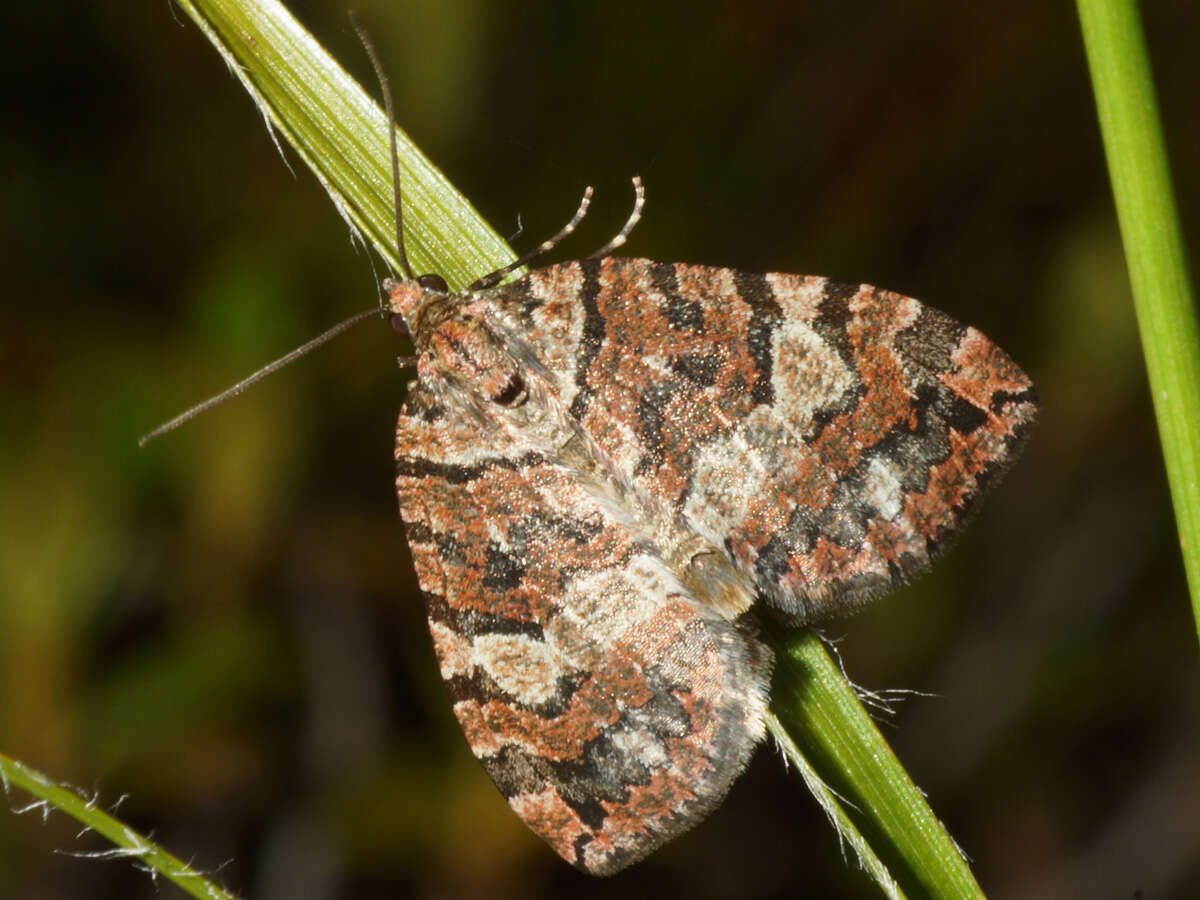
xmin=385 ymin=273 xmax=450 ymax=339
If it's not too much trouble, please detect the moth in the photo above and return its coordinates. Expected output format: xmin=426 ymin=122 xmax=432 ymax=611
xmin=388 ymin=209 xmax=1036 ymax=874
xmin=146 ymin=26 xmax=1037 ymax=878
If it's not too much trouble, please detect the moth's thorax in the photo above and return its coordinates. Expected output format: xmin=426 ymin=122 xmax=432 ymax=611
xmin=383 ymin=280 xmax=532 ymax=419
xmin=421 ymin=313 xmax=528 ymax=404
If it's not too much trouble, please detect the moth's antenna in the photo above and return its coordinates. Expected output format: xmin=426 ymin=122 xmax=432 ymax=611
xmin=462 ymin=176 xmax=644 ymax=293
xmin=351 ymin=12 xmax=414 ymax=282
xmin=589 ymin=175 xmax=645 ymax=258
xmin=138 ymin=307 xmax=379 ymax=446
xmin=465 ymin=187 xmax=595 ymax=293
xmin=141 ymin=18 xmax=408 ymax=448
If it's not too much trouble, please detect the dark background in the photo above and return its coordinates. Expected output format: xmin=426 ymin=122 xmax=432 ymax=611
xmin=2 ymin=1 xmax=1199 ymax=897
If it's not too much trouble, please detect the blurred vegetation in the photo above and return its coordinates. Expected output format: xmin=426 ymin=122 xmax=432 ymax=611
xmin=1 ymin=2 xmax=1198 ymax=898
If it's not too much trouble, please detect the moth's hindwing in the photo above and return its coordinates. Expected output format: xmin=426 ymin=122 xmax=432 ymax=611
xmin=395 ymin=388 xmax=771 ymax=875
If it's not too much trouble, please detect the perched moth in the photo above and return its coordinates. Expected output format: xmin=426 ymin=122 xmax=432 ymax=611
xmin=145 ymin=25 xmax=1037 ymax=878
xmin=388 ymin=221 xmax=1036 ymax=875
xmin=367 ymin=95 xmax=1035 ymax=887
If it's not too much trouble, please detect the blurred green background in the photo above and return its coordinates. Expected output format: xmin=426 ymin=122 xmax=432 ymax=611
xmin=2 ymin=1 xmax=1199 ymax=897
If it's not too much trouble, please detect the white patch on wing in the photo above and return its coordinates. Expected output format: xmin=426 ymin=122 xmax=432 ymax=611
xmin=765 ymin=272 xmax=828 ymax=320
xmin=641 ymin=354 xmax=671 ymax=377
xmin=683 ymin=434 xmax=755 ymax=545
xmin=548 ymin=555 xmax=678 ymax=668
xmin=612 ymin=726 xmax=668 ymax=769
xmin=863 ymin=456 xmax=904 ymax=520
xmin=770 ymin=317 xmax=855 ymax=433
xmin=472 ymin=632 xmax=560 ymax=707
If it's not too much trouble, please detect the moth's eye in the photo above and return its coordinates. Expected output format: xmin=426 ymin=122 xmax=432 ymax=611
xmin=390 ymin=313 xmax=410 ymax=338
xmin=492 ymin=372 xmax=527 ymax=407
xmin=418 ymin=273 xmax=449 ymax=294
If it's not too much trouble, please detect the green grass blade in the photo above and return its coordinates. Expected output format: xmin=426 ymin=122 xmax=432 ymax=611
xmin=164 ymin=0 xmax=981 ymax=895
xmin=768 ymin=630 xmax=983 ymax=899
xmin=175 ymin=0 xmax=516 ymax=289
xmin=1076 ymin=0 xmax=1200 ymax=633
xmin=0 ymin=753 xmax=241 ymax=900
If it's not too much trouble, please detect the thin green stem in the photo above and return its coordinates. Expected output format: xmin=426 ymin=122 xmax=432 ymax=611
xmin=0 ymin=753 xmax=240 ymax=900
xmin=1076 ymin=0 xmax=1200 ymax=635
